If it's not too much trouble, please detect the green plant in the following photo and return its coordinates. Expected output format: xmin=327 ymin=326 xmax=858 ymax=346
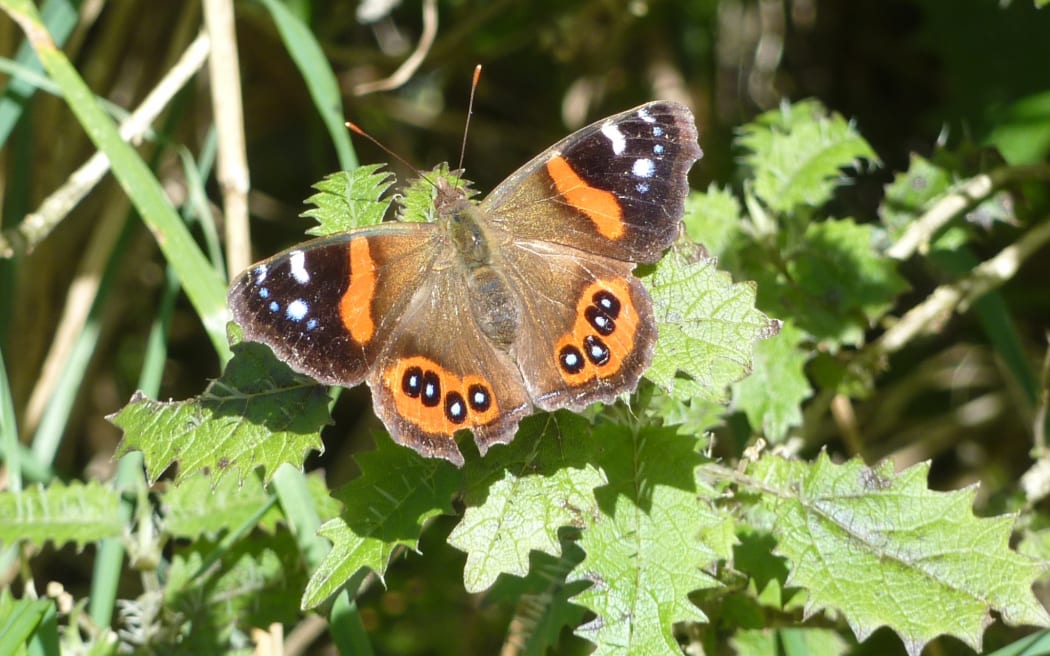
xmin=3 ymin=1 xmax=1050 ymax=655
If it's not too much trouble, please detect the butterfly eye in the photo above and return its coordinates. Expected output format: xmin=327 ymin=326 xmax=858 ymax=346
xmin=558 ymin=345 xmax=586 ymax=374
xmin=421 ymin=371 xmax=442 ymax=407
xmin=591 ymin=290 xmax=621 ymax=319
xmin=584 ymin=306 xmax=616 ymax=336
xmin=467 ymin=383 xmax=492 ymax=412
xmin=583 ymin=335 xmax=611 ymax=366
xmin=445 ymin=391 xmax=468 ymax=425
xmin=402 ymin=366 xmax=424 ymax=397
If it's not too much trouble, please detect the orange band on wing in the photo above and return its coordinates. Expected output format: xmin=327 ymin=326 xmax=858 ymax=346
xmin=340 ymin=238 xmax=377 ymax=343
xmin=546 ymin=156 xmax=624 ymax=240
xmin=555 ymin=278 xmax=640 ymax=386
xmin=382 ymin=356 xmax=500 ymax=436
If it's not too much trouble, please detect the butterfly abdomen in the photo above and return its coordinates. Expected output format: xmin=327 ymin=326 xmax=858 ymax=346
xmin=467 ymin=267 xmax=520 ymax=348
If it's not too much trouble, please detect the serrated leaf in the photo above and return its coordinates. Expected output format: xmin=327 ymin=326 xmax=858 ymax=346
xmin=396 ymin=163 xmax=477 ymax=223
xmin=301 ymin=436 xmax=462 ymax=608
xmin=784 ymin=218 xmax=908 ymax=347
xmin=731 ymin=320 xmax=811 ymax=441
xmin=111 ymin=341 xmax=330 ymax=485
xmin=739 ymin=99 xmax=878 ymax=213
xmin=571 ymin=425 xmax=732 ymax=654
xmin=164 ymin=470 xmax=340 ymax=540
xmin=644 ymin=244 xmax=780 ymax=403
xmin=448 ymin=413 xmax=606 ymax=593
xmin=162 ymin=530 xmax=307 ymax=652
xmin=486 ymin=543 xmax=591 ymax=656
xmin=0 ymin=481 xmax=122 ymax=550
xmin=302 ymin=165 xmax=394 ymax=236
xmin=751 ymin=452 xmax=1050 ymax=656
xmin=731 ymin=627 xmax=850 ymax=656
xmin=164 ymin=473 xmax=271 ymax=539
xmin=682 ymin=185 xmax=743 ymax=258
xmin=879 ymin=154 xmax=953 ymax=241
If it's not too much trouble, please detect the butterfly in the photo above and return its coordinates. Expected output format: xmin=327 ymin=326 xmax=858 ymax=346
xmin=228 ymin=101 xmax=701 ymax=466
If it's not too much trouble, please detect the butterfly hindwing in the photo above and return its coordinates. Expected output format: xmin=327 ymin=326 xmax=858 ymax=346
xmin=366 ymin=267 xmax=532 ymax=466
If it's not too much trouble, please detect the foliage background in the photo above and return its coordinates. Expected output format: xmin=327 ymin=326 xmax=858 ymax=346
xmin=2 ymin=0 xmax=1050 ymax=654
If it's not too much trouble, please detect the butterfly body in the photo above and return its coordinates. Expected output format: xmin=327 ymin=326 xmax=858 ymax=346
xmin=229 ymin=101 xmax=701 ymax=465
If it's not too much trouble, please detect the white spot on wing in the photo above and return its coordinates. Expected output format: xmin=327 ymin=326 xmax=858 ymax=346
xmin=286 ymin=298 xmax=309 ymax=321
xmin=600 ymin=121 xmax=627 ymax=155
xmin=254 ymin=265 xmax=268 ymax=284
xmin=637 ymin=107 xmax=656 ymax=123
xmin=632 ymin=158 xmax=655 ymax=178
xmin=289 ymin=251 xmax=310 ymax=284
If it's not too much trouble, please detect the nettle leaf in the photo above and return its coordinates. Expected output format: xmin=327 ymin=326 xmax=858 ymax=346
xmin=163 ymin=530 xmax=307 ymax=652
xmin=0 ymin=481 xmax=122 ymax=550
xmin=738 ymin=99 xmax=879 ymax=213
xmin=571 ymin=425 xmax=733 ymax=654
xmin=111 ymin=341 xmax=331 ymax=485
xmin=783 ymin=218 xmax=908 ymax=348
xmin=682 ymin=184 xmax=743 ymax=258
xmin=396 ymin=164 xmax=477 ymax=223
xmin=879 ymin=154 xmax=953 ymax=241
xmin=751 ymin=452 xmax=1050 ymax=655
xmin=879 ymin=152 xmax=1016 ymax=245
xmin=301 ymin=436 xmax=462 ymax=609
xmin=448 ymin=413 xmax=606 ymax=593
xmin=732 ymin=627 xmax=850 ymax=656
xmin=302 ymin=164 xmax=394 ymax=236
xmin=485 ymin=543 xmax=591 ymax=655
xmin=644 ymin=244 xmax=780 ymax=403
xmin=163 ymin=470 xmax=339 ymax=539
xmin=731 ymin=320 xmax=811 ymax=441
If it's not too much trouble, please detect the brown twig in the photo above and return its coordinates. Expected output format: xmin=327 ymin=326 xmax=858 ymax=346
xmin=203 ymin=0 xmax=251 ymax=279
xmin=354 ymin=0 xmax=438 ymax=96
xmin=0 ymin=32 xmax=212 ymax=258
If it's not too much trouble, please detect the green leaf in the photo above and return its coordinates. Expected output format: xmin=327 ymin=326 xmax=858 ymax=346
xmin=0 ymin=590 xmax=53 ymax=655
xmin=397 ymin=164 xmax=477 ymax=224
xmin=570 ymin=425 xmax=732 ymax=654
xmin=738 ymin=99 xmax=879 ymax=213
xmin=879 ymin=153 xmax=953 ymax=241
xmin=0 ymin=481 xmax=122 ymax=549
xmin=751 ymin=452 xmax=1050 ymax=656
xmin=682 ymin=185 xmax=744 ymax=258
xmin=162 ymin=530 xmax=307 ymax=653
xmin=303 ymin=165 xmax=395 ymax=236
xmin=301 ymin=436 xmax=462 ymax=609
xmin=783 ymin=218 xmax=908 ymax=347
xmin=110 ymin=341 xmax=330 ymax=485
xmin=485 ymin=543 xmax=591 ymax=656
xmin=644 ymin=244 xmax=780 ymax=403
xmin=731 ymin=627 xmax=850 ymax=656
xmin=448 ymin=413 xmax=606 ymax=593
xmin=1 ymin=1 xmax=230 ymax=358
xmin=162 ymin=470 xmax=338 ymax=540
xmin=731 ymin=320 xmax=811 ymax=441
xmin=164 ymin=472 xmax=273 ymax=539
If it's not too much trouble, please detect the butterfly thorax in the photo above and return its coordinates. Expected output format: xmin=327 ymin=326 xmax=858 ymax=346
xmin=438 ymin=181 xmax=521 ymax=349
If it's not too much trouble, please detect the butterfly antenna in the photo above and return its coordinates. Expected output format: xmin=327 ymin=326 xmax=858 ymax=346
xmin=455 ymin=64 xmax=483 ymax=187
xmin=345 ymin=121 xmax=421 ymax=175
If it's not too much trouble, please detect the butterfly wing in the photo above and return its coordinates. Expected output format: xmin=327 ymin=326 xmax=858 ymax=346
xmin=365 ymin=267 xmax=532 ymax=466
xmin=482 ymin=101 xmax=701 ymax=264
xmin=227 ymin=224 xmax=438 ymax=387
xmin=502 ymin=242 xmax=657 ymax=411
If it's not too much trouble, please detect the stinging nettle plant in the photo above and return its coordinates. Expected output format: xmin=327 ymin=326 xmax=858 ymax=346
xmin=5 ymin=94 xmax=1050 ymax=654
xmin=1 ymin=1 xmax=1049 ymax=648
